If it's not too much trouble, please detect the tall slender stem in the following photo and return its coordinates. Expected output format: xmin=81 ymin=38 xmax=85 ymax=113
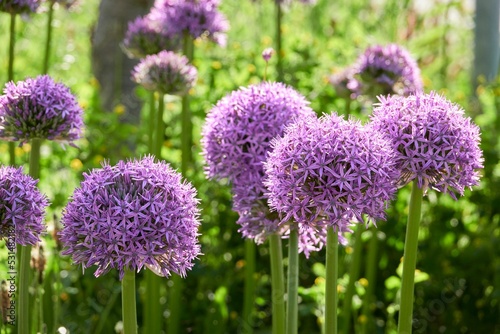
xmin=341 ymin=224 xmax=363 ymax=333
xmin=275 ymin=1 xmax=283 ymax=82
xmin=19 ymin=139 xmax=42 ymax=334
xmin=181 ymin=32 xmax=194 ymax=176
xmin=360 ymin=224 xmax=379 ymax=334
xmin=397 ymin=181 xmax=423 ymax=334
xmin=148 ymin=91 xmax=156 ymax=152
xmin=269 ymin=233 xmax=285 ymax=334
xmin=325 ymin=226 xmax=339 ymax=334
xmin=242 ymin=239 xmax=256 ymax=334
xmin=286 ymin=228 xmax=299 ymax=334
xmin=8 ymin=12 xmax=17 ymax=166
xmin=42 ymin=0 xmax=55 ymax=74
xmin=155 ymin=93 xmax=165 ymax=158
xmin=122 ymin=269 xmax=138 ymax=334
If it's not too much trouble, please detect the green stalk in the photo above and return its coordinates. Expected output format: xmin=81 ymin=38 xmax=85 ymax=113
xmin=324 ymin=226 xmax=339 ymax=334
xmin=19 ymin=139 xmax=42 ymax=333
xmin=269 ymin=233 xmax=285 ymax=334
xmin=8 ymin=12 xmax=17 ymax=166
xmin=275 ymin=0 xmax=283 ymax=82
xmin=341 ymin=224 xmax=363 ymax=334
xmin=397 ymin=181 xmax=423 ymax=334
xmin=242 ymin=239 xmax=256 ymax=334
xmin=286 ymin=228 xmax=299 ymax=334
xmin=360 ymin=224 xmax=379 ymax=334
xmin=155 ymin=93 xmax=165 ymax=159
xmin=148 ymin=91 xmax=156 ymax=152
xmin=122 ymin=269 xmax=138 ymax=334
xmin=42 ymin=0 xmax=55 ymax=74
xmin=181 ymin=32 xmax=194 ymax=176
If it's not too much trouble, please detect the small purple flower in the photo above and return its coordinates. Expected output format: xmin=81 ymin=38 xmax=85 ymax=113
xmin=60 ymin=156 xmax=201 ymax=280
xmin=122 ymin=13 xmax=181 ymax=59
xmin=0 ymin=0 xmax=40 ymax=14
xmin=369 ymin=92 xmax=484 ymax=198
xmin=131 ymin=50 xmax=197 ymax=95
xmin=0 ymin=75 xmax=83 ymax=145
xmin=0 ymin=166 xmax=48 ymax=247
xmin=262 ymin=47 xmax=275 ymax=62
xmin=264 ymin=113 xmax=399 ymax=231
xmin=353 ymin=44 xmax=423 ymax=97
xmin=202 ymin=82 xmax=325 ymax=253
xmin=151 ymin=0 xmax=229 ymax=46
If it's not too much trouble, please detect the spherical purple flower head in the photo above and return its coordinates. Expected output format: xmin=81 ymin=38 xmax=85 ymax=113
xmin=264 ymin=113 xmax=399 ymax=232
xmin=0 ymin=0 xmax=40 ymax=14
xmin=131 ymin=50 xmax=197 ymax=95
xmin=0 ymin=75 xmax=83 ymax=145
xmin=0 ymin=166 xmax=48 ymax=248
xmin=151 ymin=0 xmax=229 ymax=46
xmin=353 ymin=44 xmax=423 ymax=97
xmin=329 ymin=68 xmax=361 ymax=100
xmin=369 ymin=92 xmax=484 ymax=199
xmin=122 ymin=13 xmax=181 ymax=59
xmin=60 ymin=156 xmax=201 ymax=280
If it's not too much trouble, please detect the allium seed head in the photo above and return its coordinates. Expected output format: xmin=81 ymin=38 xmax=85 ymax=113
xmin=60 ymin=156 xmax=201 ymax=280
xmin=151 ymin=0 xmax=229 ymax=46
xmin=353 ymin=44 xmax=423 ymax=97
xmin=0 ymin=0 xmax=40 ymax=14
xmin=0 ymin=166 xmax=48 ymax=247
xmin=131 ymin=50 xmax=197 ymax=95
xmin=122 ymin=13 xmax=181 ymax=59
xmin=264 ymin=113 xmax=399 ymax=231
xmin=201 ymin=82 xmax=325 ymax=254
xmin=0 ymin=75 xmax=84 ymax=145
xmin=369 ymin=92 xmax=484 ymax=198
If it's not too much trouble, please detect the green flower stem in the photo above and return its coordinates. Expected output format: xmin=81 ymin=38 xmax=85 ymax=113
xmin=122 ymin=269 xmax=138 ymax=334
xmin=148 ymin=91 xmax=156 ymax=152
xmin=397 ymin=181 xmax=423 ymax=334
xmin=181 ymin=32 xmax=194 ymax=176
xmin=18 ymin=139 xmax=42 ymax=334
xmin=341 ymin=224 xmax=363 ymax=334
xmin=8 ymin=12 xmax=17 ymax=166
xmin=242 ymin=239 xmax=256 ymax=334
xmin=42 ymin=0 xmax=55 ymax=74
xmin=154 ymin=93 xmax=165 ymax=158
xmin=275 ymin=1 xmax=283 ymax=82
xmin=286 ymin=228 xmax=299 ymax=334
xmin=360 ymin=224 xmax=379 ymax=334
xmin=269 ymin=233 xmax=285 ymax=334
xmin=325 ymin=226 xmax=339 ymax=334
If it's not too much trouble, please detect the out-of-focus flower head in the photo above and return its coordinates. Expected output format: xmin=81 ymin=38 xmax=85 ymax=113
xmin=353 ymin=44 xmax=423 ymax=97
xmin=151 ymin=0 xmax=229 ymax=46
xmin=60 ymin=156 xmax=202 ymax=280
xmin=122 ymin=12 xmax=181 ymax=59
xmin=329 ymin=68 xmax=361 ymax=99
xmin=369 ymin=92 xmax=483 ymax=198
xmin=262 ymin=47 xmax=274 ymax=62
xmin=0 ymin=75 xmax=84 ymax=145
xmin=264 ymin=113 xmax=399 ymax=232
xmin=201 ymin=82 xmax=325 ymax=255
xmin=0 ymin=0 xmax=40 ymax=14
xmin=131 ymin=50 xmax=197 ymax=95
xmin=0 ymin=166 xmax=48 ymax=247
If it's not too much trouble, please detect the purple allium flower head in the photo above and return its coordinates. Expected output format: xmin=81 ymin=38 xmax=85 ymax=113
xmin=264 ymin=113 xmax=399 ymax=232
xmin=0 ymin=166 xmax=48 ymax=247
xmin=60 ymin=156 xmax=201 ymax=280
xmin=0 ymin=0 xmax=40 ymax=14
xmin=262 ymin=47 xmax=274 ymax=62
xmin=369 ymin=92 xmax=484 ymax=198
xmin=0 ymin=75 xmax=84 ymax=145
xmin=353 ymin=44 xmax=423 ymax=97
xmin=329 ymin=68 xmax=361 ymax=100
xmin=201 ymin=82 xmax=325 ymax=254
xmin=131 ymin=50 xmax=197 ymax=95
xmin=122 ymin=13 xmax=181 ymax=59
xmin=151 ymin=0 xmax=229 ymax=46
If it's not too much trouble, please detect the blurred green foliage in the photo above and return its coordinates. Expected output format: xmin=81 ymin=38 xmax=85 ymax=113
xmin=0 ymin=0 xmax=499 ymax=333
